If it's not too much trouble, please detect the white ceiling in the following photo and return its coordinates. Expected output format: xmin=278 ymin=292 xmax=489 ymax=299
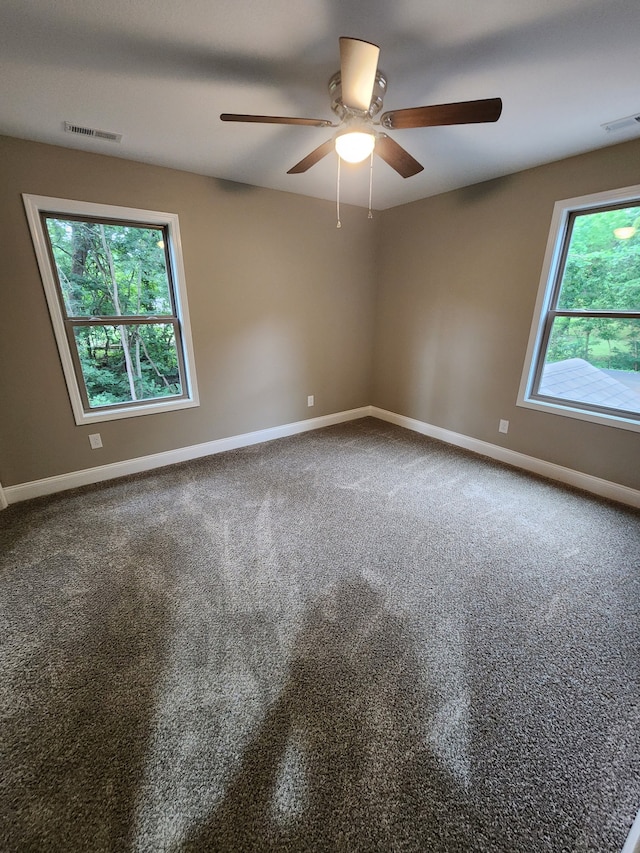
xmin=1 ymin=0 xmax=639 ymax=210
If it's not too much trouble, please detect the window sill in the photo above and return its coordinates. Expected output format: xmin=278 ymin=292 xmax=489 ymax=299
xmin=73 ymin=395 xmax=199 ymax=426
xmin=516 ymin=395 xmax=640 ymax=433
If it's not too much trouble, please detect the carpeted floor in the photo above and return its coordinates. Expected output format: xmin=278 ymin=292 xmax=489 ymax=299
xmin=1 ymin=417 xmax=639 ymax=852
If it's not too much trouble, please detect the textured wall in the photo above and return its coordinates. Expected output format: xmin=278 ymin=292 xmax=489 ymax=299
xmin=372 ymin=137 xmax=640 ymax=491
xmin=0 ymin=136 xmax=376 ymax=486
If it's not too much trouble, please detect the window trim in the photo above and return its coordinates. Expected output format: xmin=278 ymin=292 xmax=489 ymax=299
xmin=517 ymin=183 xmax=640 ymax=434
xmin=23 ymin=195 xmax=199 ymax=425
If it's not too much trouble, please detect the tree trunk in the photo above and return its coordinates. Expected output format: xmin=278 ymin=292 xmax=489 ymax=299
xmin=99 ymin=226 xmax=138 ymax=401
xmin=72 ymin=222 xmax=96 ymax=277
xmin=138 ymin=333 xmax=173 ymax=390
xmin=135 ymin=267 xmax=143 ymax=380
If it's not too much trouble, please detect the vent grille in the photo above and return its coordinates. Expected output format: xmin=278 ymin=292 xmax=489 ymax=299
xmin=601 ymin=113 xmax=640 ymax=133
xmin=64 ymin=122 xmax=122 ymax=142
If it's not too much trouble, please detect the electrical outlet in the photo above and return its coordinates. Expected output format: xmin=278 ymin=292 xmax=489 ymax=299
xmin=499 ymin=419 xmax=509 ymax=434
xmin=89 ymin=433 xmax=103 ymax=449
xmin=307 ymin=395 xmax=314 ymax=407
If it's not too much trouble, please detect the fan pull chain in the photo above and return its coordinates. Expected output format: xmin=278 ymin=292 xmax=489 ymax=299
xmin=336 ymin=155 xmax=341 ymax=229
xmin=368 ymin=151 xmax=374 ymax=219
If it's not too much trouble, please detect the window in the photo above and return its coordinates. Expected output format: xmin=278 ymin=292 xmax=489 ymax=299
xmin=518 ymin=185 xmax=640 ymax=432
xmin=23 ymin=195 xmax=198 ymax=425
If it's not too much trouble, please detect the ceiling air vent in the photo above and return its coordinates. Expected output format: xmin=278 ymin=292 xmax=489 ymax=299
xmin=601 ymin=113 xmax=640 ymax=133
xmin=63 ymin=122 xmax=122 ymax=142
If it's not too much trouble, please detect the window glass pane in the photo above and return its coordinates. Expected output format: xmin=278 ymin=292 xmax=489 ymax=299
xmin=44 ymin=218 xmax=173 ymax=317
xmin=539 ymin=316 xmax=640 ymax=414
xmin=73 ymin=324 xmax=183 ymax=408
xmin=557 ymin=206 xmax=640 ymax=311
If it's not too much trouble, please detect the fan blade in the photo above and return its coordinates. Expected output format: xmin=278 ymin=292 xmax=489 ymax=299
xmin=287 ymin=139 xmax=335 ymax=174
xmin=374 ymin=134 xmax=424 ymax=178
xmin=380 ymin=97 xmax=503 ymax=130
xmin=339 ymin=37 xmax=380 ymax=112
xmin=221 ymin=113 xmax=334 ymax=127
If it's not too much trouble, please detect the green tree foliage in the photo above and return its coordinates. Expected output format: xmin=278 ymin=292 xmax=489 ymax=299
xmin=546 ymin=205 xmax=640 ymax=372
xmin=45 ymin=218 xmax=182 ymax=407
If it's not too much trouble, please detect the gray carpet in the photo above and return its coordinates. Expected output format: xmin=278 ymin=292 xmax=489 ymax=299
xmin=1 ymin=417 xmax=639 ymax=852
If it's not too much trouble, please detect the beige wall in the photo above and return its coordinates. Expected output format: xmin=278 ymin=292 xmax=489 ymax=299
xmin=1 ymin=133 xmax=639 ymax=492
xmin=373 ymin=137 xmax=640 ymax=491
xmin=0 ymin=136 xmax=376 ymax=486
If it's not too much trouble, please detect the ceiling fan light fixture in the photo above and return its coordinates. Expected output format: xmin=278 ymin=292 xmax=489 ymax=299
xmin=335 ymin=130 xmax=375 ymax=163
xmin=220 ymin=38 xmax=501 ymax=188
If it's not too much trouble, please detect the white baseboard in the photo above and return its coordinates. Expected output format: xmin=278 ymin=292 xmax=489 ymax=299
xmin=3 ymin=407 xmax=370 ymax=504
xmin=4 ymin=405 xmax=639 ymax=509
xmin=371 ymin=407 xmax=640 ymax=509
xmin=622 ymin=810 xmax=640 ymax=853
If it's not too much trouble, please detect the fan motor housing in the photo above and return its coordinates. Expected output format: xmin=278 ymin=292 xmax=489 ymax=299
xmin=329 ymin=70 xmax=387 ymax=119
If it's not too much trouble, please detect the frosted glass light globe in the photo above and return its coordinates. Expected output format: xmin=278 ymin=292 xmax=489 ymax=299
xmin=335 ymin=131 xmax=375 ymax=163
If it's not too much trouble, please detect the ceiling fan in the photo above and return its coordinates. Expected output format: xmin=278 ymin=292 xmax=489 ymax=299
xmin=221 ymin=37 xmax=502 ymax=178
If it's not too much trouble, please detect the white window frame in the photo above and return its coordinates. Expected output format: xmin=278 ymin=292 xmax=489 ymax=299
xmin=517 ymin=184 xmax=640 ymax=434
xmin=23 ymin=195 xmax=199 ymax=425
